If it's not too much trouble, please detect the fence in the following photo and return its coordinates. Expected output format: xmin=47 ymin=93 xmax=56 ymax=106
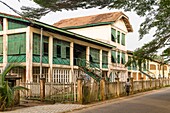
xmin=106 ymin=78 xmax=170 ymax=98
xmin=20 ymin=78 xmax=170 ymax=104
xmin=20 ymin=81 xmax=77 ymax=103
xmin=78 ymin=78 xmax=170 ymax=104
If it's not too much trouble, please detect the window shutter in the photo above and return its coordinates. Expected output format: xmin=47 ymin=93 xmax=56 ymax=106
xmin=111 ymin=50 xmax=116 ymax=63
xmin=111 ymin=28 xmax=116 ymax=42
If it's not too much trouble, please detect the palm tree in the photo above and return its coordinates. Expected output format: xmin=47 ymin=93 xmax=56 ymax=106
xmin=0 ymin=63 xmax=28 ymax=111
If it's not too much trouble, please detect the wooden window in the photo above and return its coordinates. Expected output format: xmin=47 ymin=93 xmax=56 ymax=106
xmin=150 ymin=64 xmax=156 ymax=70
xmin=111 ymin=28 xmax=116 ymax=42
xmin=111 ymin=50 xmax=116 ymax=63
xmin=102 ymin=51 xmax=108 ymax=68
xmin=117 ymin=31 xmax=120 ymax=44
xmin=117 ymin=51 xmax=120 ymax=64
xmin=0 ymin=36 xmax=3 ymax=55
xmin=128 ymin=56 xmax=131 ymax=70
xmin=121 ymin=33 xmax=125 ymax=45
xmin=164 ymin=66 xmax=167 ymax=70
xmin=33 ymin=33 xmax=49 ymax=56
xmin=90 ymin=48 xmax=100 ymax=63
xmin=53 ymin=39 xmax=70 ymax=59
xmin=8 ymin=33 xmax=26 ymax=55
xmin=33 ymin=67 xmax=49 ymax=83
xmin=121 ymin=52 xmax=125 ymax=64
xmin=0 ymin=18 xmax=3 ymax=31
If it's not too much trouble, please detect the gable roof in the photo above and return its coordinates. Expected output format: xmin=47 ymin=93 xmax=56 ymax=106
xmin=0 ymin=12 xmax=115 ymax=48
xmin=53 ymin=12 xmax=133 ymax=32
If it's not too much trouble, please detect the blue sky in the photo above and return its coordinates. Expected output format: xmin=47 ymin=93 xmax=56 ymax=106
xmin=0 ymin=0 xmax=155 ymax=51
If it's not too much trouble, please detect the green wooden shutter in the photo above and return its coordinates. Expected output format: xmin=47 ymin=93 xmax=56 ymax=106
xmin=33 ymin=33 xmax=40 ymax=55
xmin=8 ymin=20 xmax=27 ymax=30
xmin=0 ymin=36 xmax=3 ymax=54
xmin=90 ymin=48 xmax=100 ymax=63
xmin=111 ymin=28 xmax=116 ymax=42
xmin=61 ymin=46 xmax=66 ymax=58
xmin=128 ymin=56 xmax=131 ymax=70
xmin=117 ymin=51 xmax=120 ymax=64
xmin=121 ymin=52 xmax=125 ymax=64
xmin=121 ymin=33 xmax=125 ymax=45
xmin=117 ymin=31 xmax=120 ymax=43
xmin=19 ymin=33 xmax=26 ymax=54
xmin=102 ymin=51 xmax=108 ymax=63
xmin=53 ymin=39 xmax=57 ymax=57
xmin=8 ymin=33 xmax=26 ymax=55
xmin=111 ymin=50 xmax=116 ymax=63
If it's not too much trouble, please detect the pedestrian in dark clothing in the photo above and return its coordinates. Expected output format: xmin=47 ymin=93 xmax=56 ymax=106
xmin=125 ymin=78 xmax=131 ymax=96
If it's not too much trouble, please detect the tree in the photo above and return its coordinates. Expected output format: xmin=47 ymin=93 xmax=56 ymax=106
xmin=20 ymin=0 xmax=170 ymax=63
xmin=0 ymin=63 xmax=28 ymax=111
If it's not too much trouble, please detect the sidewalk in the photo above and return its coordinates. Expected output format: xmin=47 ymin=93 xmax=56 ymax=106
xmin=5 ymin=103 xmax=85 ymax=113
xmin=4 ymin=88 xmax=166 ymax=113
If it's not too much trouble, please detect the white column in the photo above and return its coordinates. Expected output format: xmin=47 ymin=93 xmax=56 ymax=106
xmin=100 ymin=49 xmax=102 ymax=69
xmin=3 ymin=18 xmax=8 ymax=69
xmin=70 ymin=42 xmax=74 ymax=83
xmin=136 ymin=72 xmax=139 ymax=81
xmin=49 ymin=36 xmax=53 ymax=82
xmin=26 ymin=26 xmax=33 ymax=83
xmin=108 ymin=50 xmax=112 ymax=78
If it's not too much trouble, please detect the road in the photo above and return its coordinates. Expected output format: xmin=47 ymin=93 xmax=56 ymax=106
xmin=71 ymin=87 xmax=170 ymax=113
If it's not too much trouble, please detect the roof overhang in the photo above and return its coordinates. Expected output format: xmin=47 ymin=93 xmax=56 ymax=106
xmin=0 ymin=12 xmax=115 ymax=49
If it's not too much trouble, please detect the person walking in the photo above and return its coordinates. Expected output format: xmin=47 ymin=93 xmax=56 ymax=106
xmin=125 ymin=78 xmax=131 ymax=96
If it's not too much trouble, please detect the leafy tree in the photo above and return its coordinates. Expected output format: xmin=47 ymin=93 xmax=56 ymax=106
xmin=20 ymin=0 xmax=170 ymax=63
xmin=0 ymin=63 xmax=28 ymax=111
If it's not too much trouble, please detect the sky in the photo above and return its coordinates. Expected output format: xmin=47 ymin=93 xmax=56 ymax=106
xmin=0 ymin=0 xmax=156 ymax=51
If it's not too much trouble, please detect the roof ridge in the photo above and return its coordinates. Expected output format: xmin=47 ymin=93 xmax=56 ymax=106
xmin=57 ymin=11 xmax=122 ymax=21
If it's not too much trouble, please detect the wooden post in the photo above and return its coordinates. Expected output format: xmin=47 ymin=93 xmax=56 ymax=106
xmin=141 ymin=77 xmax=144 ymax=91
xmin=40 ymin=78 xmax=45 ymax=101
xmin=155 ymin=79 xmax=157 ymax=89
xmin=115 ymin=77 xmax=120 ymax=97
xmin=100 ymin=78 xmax=106 ymax=101
xmin=130 ymin=77 xmax=134 ymax=94
xmin=159 ymin=78 xmax=161 ymax=88
xmin=77 ymin=77 xmax=83 ymax=104
xmin=150 ymin=78 xmax=152 ymax=89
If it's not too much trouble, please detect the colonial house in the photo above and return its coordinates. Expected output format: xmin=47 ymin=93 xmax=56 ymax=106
xmin=0 ymin=12 xmax=119 ymax=84
xmin=0 ymin=11 xmax=134 ymax=83
xmin=54 ymin=12 xmax=133 ymax=81
xmin=127 ymin=51 xmax=170 ymax=81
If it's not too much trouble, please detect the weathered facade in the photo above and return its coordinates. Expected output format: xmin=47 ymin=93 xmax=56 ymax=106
xmin=0 ymin=12 xmax=117 ymax=84
xmin=127 ymin=51 xmax=170 ymax=80
xmin=54 ymin=12 xmax=133 ymax=81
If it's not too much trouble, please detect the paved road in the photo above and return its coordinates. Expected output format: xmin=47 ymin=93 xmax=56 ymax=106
xmin=71 ymin=87 xmax=170 ymax=113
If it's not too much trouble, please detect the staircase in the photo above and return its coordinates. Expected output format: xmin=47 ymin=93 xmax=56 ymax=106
xmin=75 ymin=58 xmax=102 ymax=82
xmin=139 ymin=69 xmax=155 ymax=79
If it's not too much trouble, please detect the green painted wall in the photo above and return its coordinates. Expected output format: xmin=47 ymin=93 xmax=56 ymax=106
xmin=32 ymin=33 xmax=49 ymax=64
xmin=8 ymin=20 xmax=27 ymax=30
xmin=8 ymin=33 xmax=26 ymax=54
xmin=8 ymin=33 xmax=26 ymax=63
